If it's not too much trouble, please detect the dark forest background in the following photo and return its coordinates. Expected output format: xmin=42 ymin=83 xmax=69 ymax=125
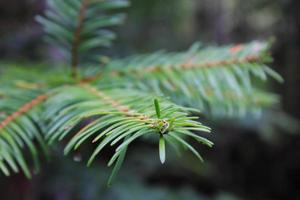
xmin=0 ymin=0 xmax=300 ymax=200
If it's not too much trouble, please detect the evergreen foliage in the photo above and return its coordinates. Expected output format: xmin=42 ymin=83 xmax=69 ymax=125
xmin=0 ymin=0 xmax=282 ymax=184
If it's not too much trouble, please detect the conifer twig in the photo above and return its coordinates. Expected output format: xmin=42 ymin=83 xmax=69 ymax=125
xmin=0 ymin=94 xmax=48 ymax=130
xmin=71 ymin=0 xmax=89 ymax=79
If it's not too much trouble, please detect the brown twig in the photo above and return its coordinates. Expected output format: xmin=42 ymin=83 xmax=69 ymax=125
xmin=146 ymin=54 xmax=261 ymax=73
xmin=80 ymin=73 xmax=102 ymax=84
xmin=0 ymin=94 xmax=49 ymax=130
xmin=79 ymin=47 xmax=263 ymax=83
xmin=82 ymin=85 xmax=150 ymax=119
xmin=71 ymin=0 xmax=89 ymax=79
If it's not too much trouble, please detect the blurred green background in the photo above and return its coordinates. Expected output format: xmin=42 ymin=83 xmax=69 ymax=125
xmin=0 ymin=0 xmax=300 ymax=199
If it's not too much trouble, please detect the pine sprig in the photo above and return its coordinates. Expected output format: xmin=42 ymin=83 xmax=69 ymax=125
xmin=43 ymin=84 xmax=212 ymax=183
xmin=71 ymin=0 xmax=89 ymax=78
xmin=95 ymin=41 xmax=282 ymax=117
xmin=0 ymin=94 xmax=48 ymax=130
xmin=36 ymin=0 xmax=129 ymax=75
xmin=0 ymin=0 xmax=284 ymax=184
xmin=0 ymin=90 xmax=49 ymax=178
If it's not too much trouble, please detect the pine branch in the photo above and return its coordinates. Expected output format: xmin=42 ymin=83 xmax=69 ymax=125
xmin=135 ymin=47 xmax=264 ymax=74
xmin=82 ymin=46 xmax=264 ymax=82
xmin=71 ymin=0 xmax=89 ymax=79
xmin=93 ymin=41 xmax=282 ymax=118
xmin=37 ymin=0 xmax=129 ymax=68
xmin=43 ymin=84 xmax=212 ymax=183
xmin=84 ymin=84 xmax=135 ymax=115
xmin=80 ymin=43 xmax=265 ymax=85
xmin=0 ymin=94 xmax=48 ymax=130
xmin=0 ymin=0 xmax=285 ymax=184
xmin=0 ymin=90 xmax=49 ymax=178
xmin=83 ymin=85 xmax=163 ymax=125
xmin=0 ymin=67 xmax=61 ymax=178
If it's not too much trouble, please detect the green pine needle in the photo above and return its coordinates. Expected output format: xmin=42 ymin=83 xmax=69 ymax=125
xmin=159 ymin=135 xmax=166 ymax=164
xmin=154 ymin=98 xmax=161 ymax=119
